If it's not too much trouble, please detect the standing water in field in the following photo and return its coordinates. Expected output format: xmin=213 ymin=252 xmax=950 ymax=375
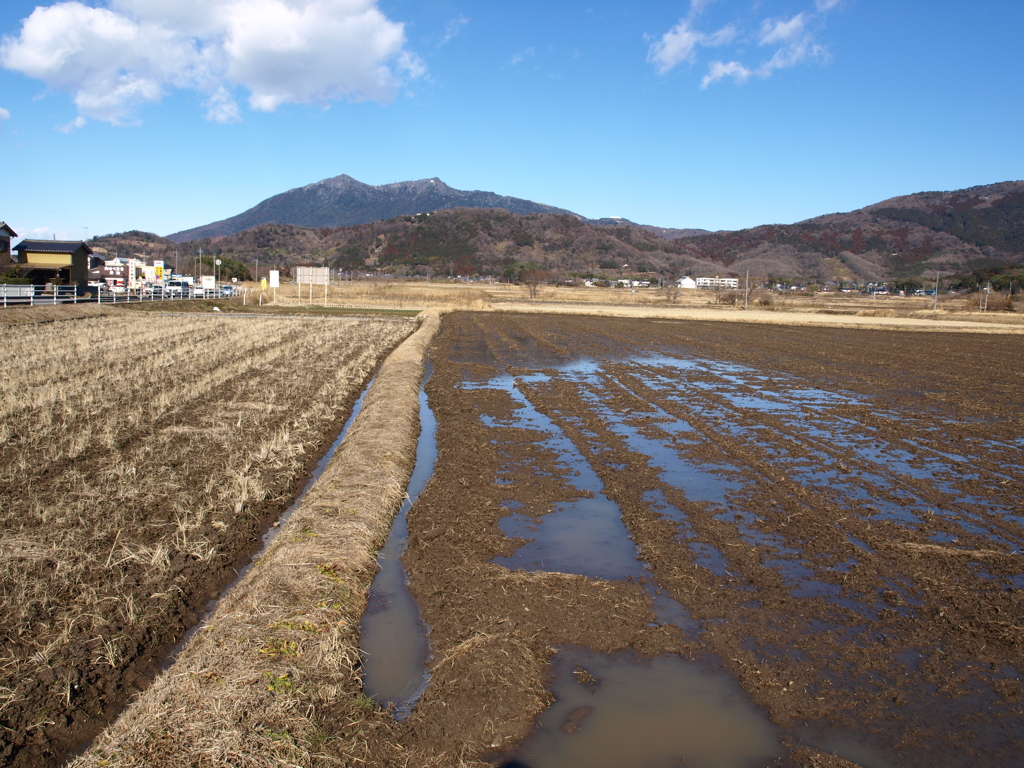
xmin=359 ymin=363 xmax=436 ymax=718
xmin=500 ymin=648 xmax=782 ymax=768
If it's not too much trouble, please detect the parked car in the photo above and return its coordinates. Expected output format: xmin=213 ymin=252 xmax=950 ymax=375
xmin=165 ymin=280 xmax=193 ymax=297
xmin=143 ymin=284 xmax=165 ymax=297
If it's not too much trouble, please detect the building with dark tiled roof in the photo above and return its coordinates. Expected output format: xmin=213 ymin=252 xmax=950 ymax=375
xmin=0 ymin=223 xmax=16 ymax=267
xmin=11 ymin=238 xmax=95 ymax=293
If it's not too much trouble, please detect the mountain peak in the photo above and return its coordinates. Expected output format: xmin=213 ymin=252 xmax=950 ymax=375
xmin=167 ymin=174 xmax=575 ymax=241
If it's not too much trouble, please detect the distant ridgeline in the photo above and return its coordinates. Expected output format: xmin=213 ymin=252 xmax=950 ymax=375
xmin=166 ymin=175 xmax=578 ymax=242
xmin=871 ymin=190 xmax=1024 ymax=255
xmin=92 ymin=178 xmax=1024 ymax=285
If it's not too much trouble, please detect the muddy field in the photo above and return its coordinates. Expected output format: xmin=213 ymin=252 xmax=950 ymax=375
xmin=0 ymin=312 xmax=413 ymax=767
xmin=387 ymin=312 xmax=1023 ymax=767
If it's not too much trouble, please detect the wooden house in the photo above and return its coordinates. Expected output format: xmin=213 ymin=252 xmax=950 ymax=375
xmin=0 ymin=223 xmax=15 ymax=267
xmin=11 ymin=239 xmax=95 ymax=293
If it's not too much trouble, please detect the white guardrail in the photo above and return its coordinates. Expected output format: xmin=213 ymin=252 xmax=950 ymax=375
xmin=0 ymin=284 xmax=79 ymax=307
xmin=0 ymin=285 xmax=236 ymax=307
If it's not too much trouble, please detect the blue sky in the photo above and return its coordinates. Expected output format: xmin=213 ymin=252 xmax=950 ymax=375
xmin=2 ymin=0 xmax=1022 ymax=240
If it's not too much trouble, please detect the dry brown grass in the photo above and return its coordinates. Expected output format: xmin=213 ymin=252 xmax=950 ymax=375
xmin=262 ymin=280 xmax=489 ymax=311
xmin=0 ymin=311 xmax=414 ymax=759
xmin=232 ymin=280 xmax=1024 ymax=333
xmin=0 ymin=303 xmax=120 ymax=327
xmin=72 ymin=311 xmax=441 ymax=768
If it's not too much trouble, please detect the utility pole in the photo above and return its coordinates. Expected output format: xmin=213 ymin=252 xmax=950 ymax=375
xmin=745 ymin=270 xmax=750 ymax=310
xmin=933 ymin=270 xmax=940 ymax=311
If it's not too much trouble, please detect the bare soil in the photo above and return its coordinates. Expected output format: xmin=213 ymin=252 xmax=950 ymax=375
xmin=386 ymin=312 xmax=1024 ymax=767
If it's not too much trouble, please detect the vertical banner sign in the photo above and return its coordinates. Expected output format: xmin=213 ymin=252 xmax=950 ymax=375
xmin=154 ymin=260 xmax=164 ymax=280
xmin=261 ymin=278 xmax=268 ymax=291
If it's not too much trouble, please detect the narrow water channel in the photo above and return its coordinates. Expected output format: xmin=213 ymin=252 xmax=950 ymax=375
xmin=359 ymin=362 xmax=436 ymax=718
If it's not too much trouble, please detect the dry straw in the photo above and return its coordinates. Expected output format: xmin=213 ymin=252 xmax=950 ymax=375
xmin=0 ymin=310 xmax=415 ymax=763
xmin=73 ymin=310 xmax=441 ymax=768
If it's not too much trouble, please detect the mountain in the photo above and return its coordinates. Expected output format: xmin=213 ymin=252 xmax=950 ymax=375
xmin=103 ymin=180 xmax=1024 ymax=286
xmin=582 ymin=217 xmax=712 ymax=240
xmin=672 ymin=180 xmax=1024 ymax=284
xmin=166 ymin=175 xmax=578 ymax=242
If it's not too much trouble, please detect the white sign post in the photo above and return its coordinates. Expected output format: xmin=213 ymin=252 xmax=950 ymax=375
xmin=295 ymin=267 xmax=329 ymax=306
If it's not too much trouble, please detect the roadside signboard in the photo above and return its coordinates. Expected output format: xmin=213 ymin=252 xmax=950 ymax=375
xmin=269 ymin=270 xmax=280 ymax=288
xmin=295 ymin=266 xmax=329 ymax=285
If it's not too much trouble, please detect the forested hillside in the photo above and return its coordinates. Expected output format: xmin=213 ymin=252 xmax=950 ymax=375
xmin=92 ymin=181 xmax=1024 ymax=285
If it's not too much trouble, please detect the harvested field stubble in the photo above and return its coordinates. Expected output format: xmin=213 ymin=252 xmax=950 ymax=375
xmin=0 ymin=311 xmax=414 ymax=767
xmin=71 ymin=311 xmax=440 ymax=768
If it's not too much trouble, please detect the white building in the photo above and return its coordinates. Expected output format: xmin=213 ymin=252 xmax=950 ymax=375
xmin=695 ymin=276 xmax=739 ymax=290
xmin=676 ymin=276 xmax=697 ymax=290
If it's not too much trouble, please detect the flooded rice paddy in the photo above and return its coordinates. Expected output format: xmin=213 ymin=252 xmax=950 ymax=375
xmin=383 ymin=313 xmax=1023 ymax=767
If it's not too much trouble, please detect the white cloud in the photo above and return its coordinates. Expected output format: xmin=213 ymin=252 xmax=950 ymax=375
xmin=0 ymin=107 xmax=10 ymax=120
xmin=58 ymin=115 xmax=87 ymax=133
xmin=441 ymin=15 xmax=469 ymax=46
xmin=508 ymin=47 xmax=535 ymax=66
xmin=701 ymin=60 xmax=753 ymax=88
xmin=647 ymin=19 xmax=735 ymax=75
xmin=650 ymin=1 xmax=838 ymax=89
xmin=756 ymin=13 xmax=828 ymax=77
xmin=203 ymin=86 xmax=241 ymax=123
xmin=759 ymin=13 xmax=807 ymax=46
xmin=0 ymin=0 xmax=424 ymax=125
xmin=648 ymin=20 xmax=702 ymax=73
xmin=688 ymin=0 xmax=719 ymax=15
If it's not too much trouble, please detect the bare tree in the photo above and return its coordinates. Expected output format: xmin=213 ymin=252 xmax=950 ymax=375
xmin=663 ymin=282 xmax=681 ymax=303
xmin=521 ymin=268 xmax=547 ymax=299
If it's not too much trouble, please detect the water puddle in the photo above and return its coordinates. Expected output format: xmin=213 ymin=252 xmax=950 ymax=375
xmin=360 ymin=362 xmax=436 ymax=718
xmin=498 ymin=647 xmax=782 ymax=768
xmin=471 ymin=371 xmax=702 ymax=640
xmin=493 ymin=496 xmax=644 ymax=581
xmin=158 ymin=375 xmax=376 ymax=671
xmin=471 ymin=373 xmax=645 ymax=581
